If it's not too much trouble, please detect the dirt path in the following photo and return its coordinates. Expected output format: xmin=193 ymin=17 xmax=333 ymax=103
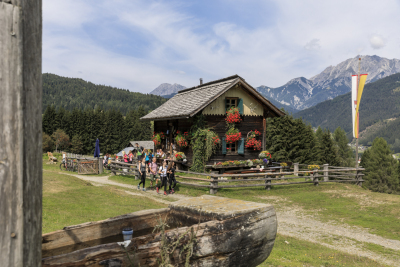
xmin=60 ymin=171 xmax=400 ymax=266
xmin=277 ymin=207 xmax=400 ymax=266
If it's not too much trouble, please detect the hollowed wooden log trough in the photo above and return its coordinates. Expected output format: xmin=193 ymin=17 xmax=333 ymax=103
xmin=42 ymin=195 xmax=277 ymax=267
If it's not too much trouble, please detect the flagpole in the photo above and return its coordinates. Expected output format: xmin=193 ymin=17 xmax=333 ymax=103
xmin=355 ymin=57 xmax=361 ymax=168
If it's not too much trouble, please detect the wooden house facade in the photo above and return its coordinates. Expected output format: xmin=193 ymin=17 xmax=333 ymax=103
xmin=141 ymin=75 xmax=285 ymax=165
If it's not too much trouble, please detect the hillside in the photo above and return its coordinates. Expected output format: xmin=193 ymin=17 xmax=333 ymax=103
xmin=295 ymin=73 xmax=400 ymax=149
xmin=43 ymin=73 xmax=167 ymax=114
xmin=257 ymin=55 xmax=400 ymax=110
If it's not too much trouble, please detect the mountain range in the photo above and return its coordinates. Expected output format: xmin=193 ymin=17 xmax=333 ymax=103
xmin=256 ymin=55 xmax=400 ymax=110
xmin=150 ymin=83 xmax=186 ymax=96
xmin=294 ymin=72 xmax=400 ymax=151
xmin=150 ymin=55 xmax=400 ymax=113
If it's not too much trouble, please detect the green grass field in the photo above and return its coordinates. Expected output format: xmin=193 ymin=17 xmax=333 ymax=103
xmin=43 ymin=154 xmax=397 ymax=266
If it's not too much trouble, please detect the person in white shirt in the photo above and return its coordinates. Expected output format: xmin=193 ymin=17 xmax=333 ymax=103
xmin=157 ymin=161 xmax=168 ymax=195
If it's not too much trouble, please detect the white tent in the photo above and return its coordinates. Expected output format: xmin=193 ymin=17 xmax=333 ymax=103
xmin=116 ymin=147 xmax=135 ymax=157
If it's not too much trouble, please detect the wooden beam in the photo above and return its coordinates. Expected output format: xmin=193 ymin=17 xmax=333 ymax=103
xmin=0 ymin=0 xmax=43 ymax=266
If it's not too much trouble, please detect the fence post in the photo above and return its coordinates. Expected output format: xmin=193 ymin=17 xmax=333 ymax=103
xmin=265 ymin=175 xmax=271 ymax=191
xmin=294 ymin=163 xmax=299 ymax=176
xmin=313 ymin=169 xmax=319 ymax=186
xmin=357 ymin=166 xmax=362 ymax=187
xmin=135 ymin=163 xmax=139 ymax=180
xmin=323 ymin=164 xmax=329 ymax=181
xmin=98 ymin=158 xmax=103 ymax=174
xmin=210 ymin=176 xmax=218 ymax=194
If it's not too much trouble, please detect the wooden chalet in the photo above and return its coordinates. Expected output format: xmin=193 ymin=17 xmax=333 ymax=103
xmin=141 ymin=75 xmax=285 ymax=165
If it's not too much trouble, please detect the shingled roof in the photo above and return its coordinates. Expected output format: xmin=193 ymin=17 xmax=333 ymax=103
xmin=141 ymin=75 xmax=285 ymax=121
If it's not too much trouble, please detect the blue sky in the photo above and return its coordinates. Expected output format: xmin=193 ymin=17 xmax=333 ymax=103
xmin=43 ymin=0 xmax=400 ymax=93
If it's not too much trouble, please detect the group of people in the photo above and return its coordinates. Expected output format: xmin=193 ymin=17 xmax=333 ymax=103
xmin=102 ymin=143 xmax=177 ymax=195
xmin=138 ymin=157 xmax=177 ymax=196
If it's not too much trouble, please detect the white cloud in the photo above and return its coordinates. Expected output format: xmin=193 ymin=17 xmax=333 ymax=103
xmin=304 ymin=39 xmax=321 ymax=51
xmin=369 ymin=34 xmax=386 ymax=49
xmin=43 ymin=0 xmax=400 ymax=92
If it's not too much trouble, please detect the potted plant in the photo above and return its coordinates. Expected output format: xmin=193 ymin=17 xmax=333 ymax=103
xmin=175 ymin=152 xmax=186 ymax=161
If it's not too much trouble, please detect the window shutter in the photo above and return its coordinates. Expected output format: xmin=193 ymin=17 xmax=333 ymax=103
xmin=222 ymin=137 xmax=227 ymax=154
xmin=238 ymin=138 xmax=245 ymax=155
xmin=238 ymin=98 xmax=244 ymax=115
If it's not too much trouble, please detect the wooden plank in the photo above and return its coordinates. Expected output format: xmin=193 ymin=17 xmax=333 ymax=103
xmin=42 ymin=209 xmax=169 ymax=258
xmin=0 ymin=0 xmax=42 ymax=266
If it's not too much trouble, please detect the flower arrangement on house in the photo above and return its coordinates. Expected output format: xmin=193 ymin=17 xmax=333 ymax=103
xmin=258 ymin=151 xmax=272 ymax=159
xmin=246 ymin=159 xmax=253 ymax=167
xmin=152 ymin=132 xmax=164 ymax=146
xmin=212 ymin=135 xmax=221 ymax=146
xmin=225 ymin=127 xmax=241 ymax=143
xmin=245 ymin=130 xmax=262 ymax=150
xmin=222 ymin=161 xmax=230 ymax=166
xmin=175 ymin=130 xmax=188 ymax=148
xmin=308 ymin=164 xmax=320 ymax=170
xmin=225 ymin=107 xmax=242 ymax=124
xmin=175 ymin=152 xmax=186 ymax=161
xmin=234 ymin=160 xmax=241 ymax=165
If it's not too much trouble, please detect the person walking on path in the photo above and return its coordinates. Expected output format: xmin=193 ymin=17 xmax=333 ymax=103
xmin=135 ymin=143 xmax=142 ymax=161
xmin=138 ymin=157 xmax=148 ymax=191
xmin=148 ymin=150 xmax=154 ymax=164
xmin=167 ymin=161 xmax=177 ymax=194
xmin=157 ymin=161 xmax=168 ymax=195
xmin=149 ymin=158 xmax=158 ymax=190
xmin=144 ymin=149 xmax=150 ymax=165
xmin=122 ymin=151 xmax=129 ymax=163
xmin=128 ymin=150 xmax=133 ymax=164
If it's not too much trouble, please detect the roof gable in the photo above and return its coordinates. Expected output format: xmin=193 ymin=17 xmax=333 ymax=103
xmin=141 ymin=75 xmax=284 ymax=121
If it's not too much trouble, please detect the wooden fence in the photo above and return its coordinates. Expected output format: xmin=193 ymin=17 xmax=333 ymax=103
xmin=109 ymin=161 xmax=364 ymax=194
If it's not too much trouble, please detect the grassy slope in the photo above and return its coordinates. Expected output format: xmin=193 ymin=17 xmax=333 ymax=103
xmin=42 ymin=162 xmax=166 ymax=233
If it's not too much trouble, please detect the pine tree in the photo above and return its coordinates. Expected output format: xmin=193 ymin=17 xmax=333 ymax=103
xmin=42 ymin=105 xmax=57 ymax=135
xmin=333 ymin=126 xmax=354 ymax=166
xmin=315 ymin=126 xmax=323 ymax=144
xmin=362 ymin=137 xmax=399 ymax=194
xmin=316 ymin=130 xmax=340 ymax=166
xmin=71 ymin=135 xmax=84 ymax=154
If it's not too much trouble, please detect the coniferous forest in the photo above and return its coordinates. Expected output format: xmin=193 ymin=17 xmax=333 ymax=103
xmin=42 ymin=106 xmax=151 ymax=155
xmin=43 ymin=73 xmax=167 ymax=114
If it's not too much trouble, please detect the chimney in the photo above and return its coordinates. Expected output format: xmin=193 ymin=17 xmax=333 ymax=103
xmin=200 ymin=78 xmax=203 ymax=85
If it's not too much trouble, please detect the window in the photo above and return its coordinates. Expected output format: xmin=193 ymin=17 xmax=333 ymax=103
xmin=225 ymin=97 xmax=238 ymax=110
xmin=226 ymin=142 xmax=237 ymax=155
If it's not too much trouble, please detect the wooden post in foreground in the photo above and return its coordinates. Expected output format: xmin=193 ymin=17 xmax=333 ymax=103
xmin=210 ymin=176 xmax=218 ymax=194
xmin=293 ymin=163 xmax=299 ymax=176
xmin=0 ymin=0 xmax=42 ymax=266
xmin=323 ymin=164 xmax=329 ymax=181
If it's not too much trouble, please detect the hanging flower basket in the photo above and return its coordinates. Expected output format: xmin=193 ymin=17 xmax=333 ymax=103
xmin=245 ymin=130 xmax=262 ymax=150
xmin=175 ymin=130 xmax=189 ymax=148
xmin=225 ymin=107 xmax=242 ymax=124
xmin=225 ymin=128 xmax=241 ymax=143
xmin=152 ymin=132 xmax=163 ymax=146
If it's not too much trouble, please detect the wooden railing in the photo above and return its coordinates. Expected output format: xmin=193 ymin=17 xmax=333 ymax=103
xmin=109 ymin=161 xmax=364 ymax=194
